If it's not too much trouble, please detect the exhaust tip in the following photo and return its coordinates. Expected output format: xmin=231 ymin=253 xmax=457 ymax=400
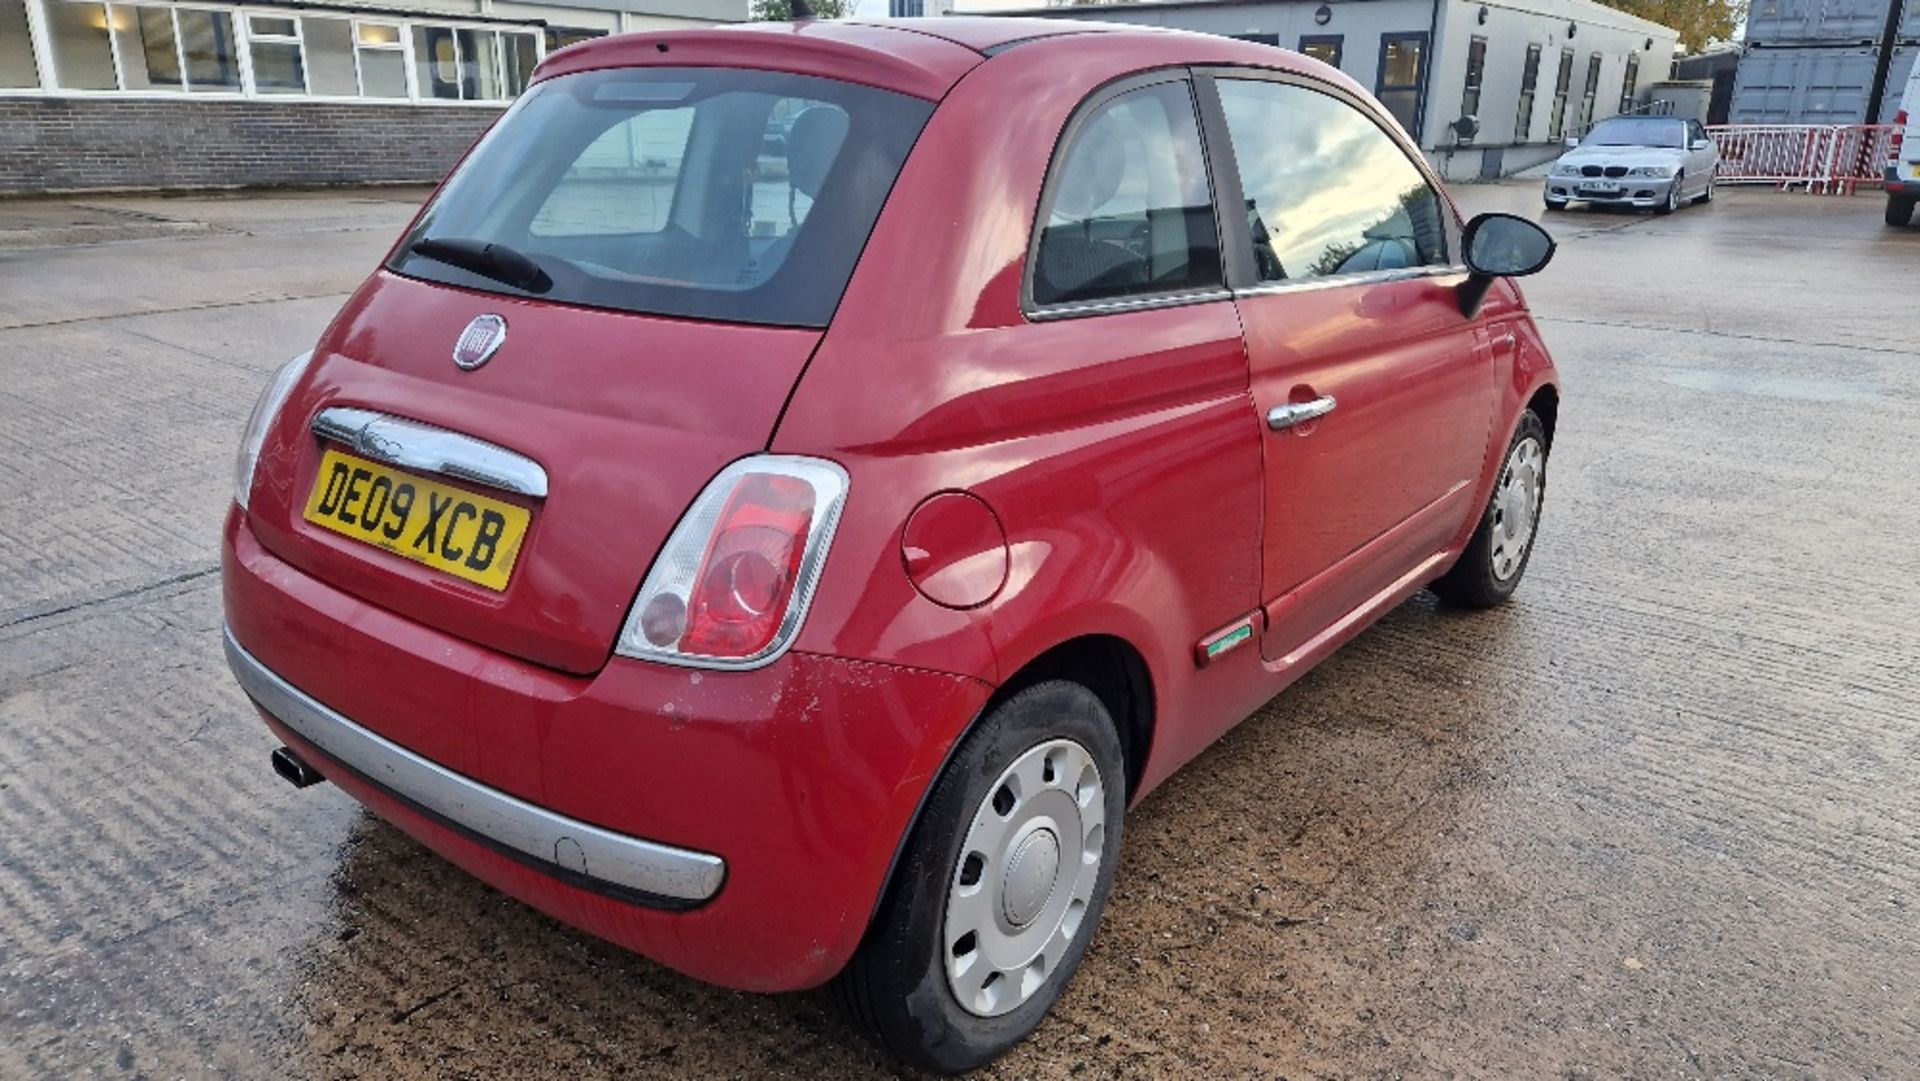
xmin=271 ymin=746 xmax=326 ymax=789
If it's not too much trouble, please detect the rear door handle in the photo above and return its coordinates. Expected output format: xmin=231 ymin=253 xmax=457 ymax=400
xmin=1266 ymin=396 xmax=1337 ymax=432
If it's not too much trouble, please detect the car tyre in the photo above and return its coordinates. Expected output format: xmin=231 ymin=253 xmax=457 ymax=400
xmin=832 ymin=680 xmax=1127 ymax=1075
xmin=1693 ymin=172 xmax=1715 ymax=205
xmin=1654 ymin=175 xmax=1681 ymax=215
xmin=1544 ymin=196 xmax=1568 ymax=211
xmin=1887 ymin=195 xmax=1917 ymax=227
xmin=1432 ymin=409 xmax=1548 ymax=609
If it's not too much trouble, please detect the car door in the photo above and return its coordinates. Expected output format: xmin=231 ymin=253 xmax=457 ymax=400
xmin=1199 ymin=73 xmax=1494 ymax=663
xmin=1686 ymin=119 xmax=1716 ymax=191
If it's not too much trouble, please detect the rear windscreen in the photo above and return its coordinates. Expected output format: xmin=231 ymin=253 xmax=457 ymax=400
xmin=388 ymin=67 xmax=934 ymax=328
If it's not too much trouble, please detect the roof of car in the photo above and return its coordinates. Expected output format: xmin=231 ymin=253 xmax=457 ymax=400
xmin=531 ymin=17 xmax=1181 ymax=102
xmin=838 ymin=16 xmax=1142 ymax=53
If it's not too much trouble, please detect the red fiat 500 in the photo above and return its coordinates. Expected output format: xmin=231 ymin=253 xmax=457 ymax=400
xmin=224 ymin=16 xmax=1559 ymax=1073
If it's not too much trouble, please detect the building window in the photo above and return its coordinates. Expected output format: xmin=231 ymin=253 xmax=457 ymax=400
xmin=1460 ymin=35 xmax=1486 ymax=120
xmin=177 ymin=8 xmax=240 ymax=91
xmin=299 ymin=16 xmax=356 ymax=96
xmin=1515 ymin=43 xmax=1541 ymax=142
xmin=544 ymin=26 xmax=603 ymax=55
xmin=248 ymin=14 xmax=304 ymax=94
xmin=1578 ymin=51 xmax=1602 ymax=130
xmin=21 ymin=1 xmax=540 ymax=102
xmin=888 ymin=0 xmax=923 ymax=15
xmin=1548 ymin=46 xmax=1574 ymax=141
xmin=1374 ymin=32 xmax=1428 ymax=138
xmin=1297 ymin=34 xmax=1341 ymax=69
xmin=1 ymin=0 xmax=37 ymax=87
xmin=411 ymin=26 xmax=526 ymax=102
xmin=47 ymin=2 xmax=117 ymax=89
xmin=1620 ymin=51 xmax=1640 ymax=112
xmin=355 ymin=20 xmax=405 ymax=98
xmin=1230 ymin=33 xmax=1279 ymax=46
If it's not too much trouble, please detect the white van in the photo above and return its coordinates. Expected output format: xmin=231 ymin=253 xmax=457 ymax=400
xmin=1887 ymin=62 xmax=1920 ymax=226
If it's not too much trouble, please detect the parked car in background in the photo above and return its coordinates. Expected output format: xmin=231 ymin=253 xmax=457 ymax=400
xmin=223 ymin=17 xmax=1562 ymax=1074
xmin=1545 ymin=115 xmax=1720 ymax=214
xmin=1885 ymin=62 xmax=1920 ymax=226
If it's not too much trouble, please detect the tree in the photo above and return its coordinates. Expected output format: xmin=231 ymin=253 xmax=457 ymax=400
xmin=751 ymin=0 xmax=853 ymax=18
xmin=1591 ymin=0 xmax=1745 ymax=53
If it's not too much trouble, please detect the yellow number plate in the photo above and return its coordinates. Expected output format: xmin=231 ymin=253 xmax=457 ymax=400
xmin=303 ymin=448 xmax=531 ymax=592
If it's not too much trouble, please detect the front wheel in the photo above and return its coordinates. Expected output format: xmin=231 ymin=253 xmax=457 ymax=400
xmin=833 ymin=681 xmax=1127 ymax=1074
xmin=1432 ymin=410 xmax=1549 ymax=608
xmin=1654 ymin=176 xmax=1682 ymax=215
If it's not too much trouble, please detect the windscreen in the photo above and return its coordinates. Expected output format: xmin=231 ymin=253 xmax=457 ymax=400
xmin=1585 ymin=117 xmax=1685 ymax=148
xmin=388 ymin=67 xmax=934 ymax=327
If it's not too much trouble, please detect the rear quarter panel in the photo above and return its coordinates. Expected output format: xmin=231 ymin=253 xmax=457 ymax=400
xmin=774 ymin=37 xmax=1354 ymax=797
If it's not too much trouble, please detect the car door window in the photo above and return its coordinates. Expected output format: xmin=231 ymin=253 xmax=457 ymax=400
xmin=1031 ymin=79 xmax=1221 ymax=309
xmin=1214 ymin=78 xmax=1448 ymax=283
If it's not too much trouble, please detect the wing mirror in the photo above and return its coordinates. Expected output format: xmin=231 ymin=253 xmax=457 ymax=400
xmin=1563 ymin=135 xmax=1580 ymax=148
xmin=1690 ymin=138 xmax=1712 ymax=151
xmin=1458 ymin=213 xmax=1556 ymax=318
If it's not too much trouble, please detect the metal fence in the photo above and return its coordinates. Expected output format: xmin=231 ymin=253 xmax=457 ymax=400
xmin=1708 ymin=124 xmax=1899 ymax=193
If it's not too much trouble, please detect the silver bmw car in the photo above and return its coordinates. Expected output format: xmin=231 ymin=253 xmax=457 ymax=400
xmin=1544 ymin=116 xmax=1721 ymax=214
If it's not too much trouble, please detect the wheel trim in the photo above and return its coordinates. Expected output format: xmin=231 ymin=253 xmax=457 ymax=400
xmin=1488 ymin=436 xmax=1544 ymax=582
xmin=944 ymin=738 xmax=1106 ymax=1018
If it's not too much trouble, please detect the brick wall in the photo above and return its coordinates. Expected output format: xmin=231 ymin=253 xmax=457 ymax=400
xmin=0 ymin=97 xmax=505 ymax=195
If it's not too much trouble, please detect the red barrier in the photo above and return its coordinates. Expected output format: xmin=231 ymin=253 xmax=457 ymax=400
xmin=1708 ymin=124 xmax=1899 ymax=194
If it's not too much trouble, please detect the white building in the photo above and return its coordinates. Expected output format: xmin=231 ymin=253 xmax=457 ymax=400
xmin=992 ymin=0 xmax=1680 ymax=180
xmin=0 ymin=0 xmax=746 ymax=193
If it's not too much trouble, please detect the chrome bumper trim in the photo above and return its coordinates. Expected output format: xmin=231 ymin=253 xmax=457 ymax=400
xmin=224 ymin=626 xmax=725 ymax=905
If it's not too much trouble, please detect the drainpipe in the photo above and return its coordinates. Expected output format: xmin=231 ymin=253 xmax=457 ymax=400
xmin=1423 ymin=0 xmax=1444 ymax=150
xmin=1862 ymin=0 xmax=1908 ymax=125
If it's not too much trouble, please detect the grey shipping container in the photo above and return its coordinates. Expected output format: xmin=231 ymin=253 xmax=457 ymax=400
xmin=1745 ymin=0 xmax=1920 ymax=46
xmin=1729 ymin=43 xmax=1918 ymax=123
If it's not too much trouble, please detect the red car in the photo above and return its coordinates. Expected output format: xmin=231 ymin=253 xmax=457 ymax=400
xmin=224 ymin=16 xmax=1560 ymax=1073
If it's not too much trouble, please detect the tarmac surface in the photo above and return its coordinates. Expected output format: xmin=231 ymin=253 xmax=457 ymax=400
xmin=2 ymin=183 xmax=1918 ymax=1079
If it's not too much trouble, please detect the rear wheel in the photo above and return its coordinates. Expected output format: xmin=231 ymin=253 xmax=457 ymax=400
xmin=1887 ymin=195 xmax=1917 ymax=227
xmin=833 ymin=681 xmax=1126 ymax=1075
xmin=1693 ymin=172 xmax=1716 ymax=204
xmin=1432 ymin=410 xmax=1548 ymax=609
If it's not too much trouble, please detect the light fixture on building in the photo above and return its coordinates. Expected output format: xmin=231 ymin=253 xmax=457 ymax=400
xmin=1645 ymin=36 xmax=1654 ymax=50
xmin=1478 ymin=5 xmax=1489 ymax=24
xmin=1314 ymin=4 xmax=1333 ymax=25
xmin=1567 ymin=21 xmax=1578 ymax=37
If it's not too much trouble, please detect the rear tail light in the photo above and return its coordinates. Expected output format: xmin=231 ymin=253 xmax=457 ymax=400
xmin=616 ymin=456 xmax=850 ymax=669
xmin=234 ymin=351 xmax=314 ymax=511
xmin=1891 ymin=111 xmax=1906 ymax=164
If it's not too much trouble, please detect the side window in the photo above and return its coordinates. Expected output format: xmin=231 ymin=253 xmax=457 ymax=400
xmin=1032 ymin=80 xmax=1221 ymax=309
xmin=1688 ymin=119 xmax=1707 ymax=145
xmin=1215 ymin=78 xmax=1448 ymax=283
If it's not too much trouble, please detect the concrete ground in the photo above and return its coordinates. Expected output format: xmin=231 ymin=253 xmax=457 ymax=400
xmin=2 ymin=183 xmax=1917 ymax=1079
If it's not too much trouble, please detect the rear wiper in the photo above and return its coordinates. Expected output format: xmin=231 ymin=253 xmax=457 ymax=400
xmin=408 ymin=236 xmax=553 ymax=293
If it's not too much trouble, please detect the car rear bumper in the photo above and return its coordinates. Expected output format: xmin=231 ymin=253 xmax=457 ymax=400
xmin=226 ymin=628 xmax=728 ymax=907
xmin=1887 ymin=167 xmax=1912 ymax=195
xmin=222 ymin=508 xmax=992 ymax=991
xmin=1544 ymin=175 xmax=1677 ymax=207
